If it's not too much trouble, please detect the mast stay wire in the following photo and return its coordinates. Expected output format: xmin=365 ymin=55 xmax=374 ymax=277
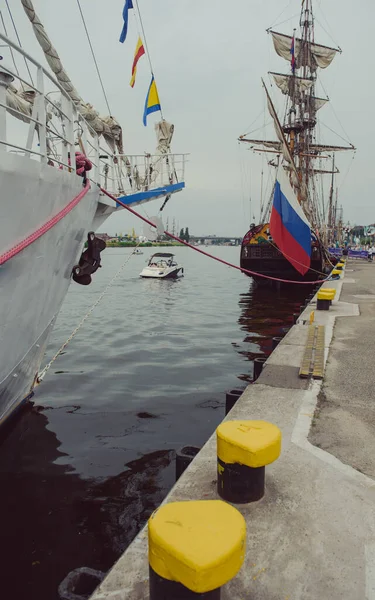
xmin=0 ymin=10 xmax=22 ymax=82
xmin=317 ymin=76 xmax=354 ymax=146
xmin=37 ymin=240 xmax=143 ymax=383
xmin=319 ymin=120 xmax=355 ymax=148
xmin=75 ymin=0 xmax=112 ymax=116
xmin=268 ymin=14 xmax=301 ymax=32
xmin=314 ymin=1 xmax=342 ymax=50
xmin=238 ymin=143 xmax=250 ymax=225
xmin=4 ymin=0 xmax=34 ymax=85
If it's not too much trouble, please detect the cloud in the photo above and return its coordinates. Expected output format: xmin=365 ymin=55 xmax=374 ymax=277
xmin=10 ymin=0 xmax=370 ymax=233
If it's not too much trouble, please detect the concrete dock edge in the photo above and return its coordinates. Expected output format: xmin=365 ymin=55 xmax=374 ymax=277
xmin=91 ymin=261 xmax=375 ymax=600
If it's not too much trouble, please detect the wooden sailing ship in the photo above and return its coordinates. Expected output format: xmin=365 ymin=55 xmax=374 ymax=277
xmin=239 ymin=0 xmax=354 ymax=284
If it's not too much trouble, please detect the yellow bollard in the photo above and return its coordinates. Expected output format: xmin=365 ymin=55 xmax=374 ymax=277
xmin=321 ymin=287 xmax=336 ymax=297
xmin=331 ymin=268 xmax=341 ymax=278
xmin=216 ymin=420 xmax=281 ymax=503
xmin=309 ymin=310 xmax=315 ymax=324
xmin=148 ymin=500 xmax=246 ymax=599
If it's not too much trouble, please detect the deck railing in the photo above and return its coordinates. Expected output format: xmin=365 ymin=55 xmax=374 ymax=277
xmin=0 ymin=31 xmax=187 ymax=197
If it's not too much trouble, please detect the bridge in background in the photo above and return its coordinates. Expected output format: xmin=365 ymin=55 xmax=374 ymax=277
xmin=189 ymin=235 xmax=243 ymax=245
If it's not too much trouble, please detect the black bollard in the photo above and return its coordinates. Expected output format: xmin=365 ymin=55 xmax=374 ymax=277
xmin=225 ymin=389 xmax=243 ymax=416
xmin=253 ymin=357 xmax=266 ymax=381
xmin=149 ymin=567 xmax=220 ymax=600
xmin=175 ymin=446 xmax=201 ymax=481
xmin=317 ymin=298 xmax=330 ymax=311
xmin=272 ymin=336 xmax=282 ymax=350
xmin=293 ymin=313 xmax=299 ymax=324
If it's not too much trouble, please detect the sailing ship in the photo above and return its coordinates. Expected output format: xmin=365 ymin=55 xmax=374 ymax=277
xmin=239 ymin=0 xmax=354 ymax=285
xmin=0 ymin=0 xmax=187 ymax=426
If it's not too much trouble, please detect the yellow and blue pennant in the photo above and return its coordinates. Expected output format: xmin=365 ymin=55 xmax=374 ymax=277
xmin=143 ymin=75 xmax=161 ymax=126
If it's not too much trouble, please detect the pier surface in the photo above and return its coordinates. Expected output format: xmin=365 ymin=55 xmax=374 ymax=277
xmin=91 ymin=260 xmax=375 ymax=600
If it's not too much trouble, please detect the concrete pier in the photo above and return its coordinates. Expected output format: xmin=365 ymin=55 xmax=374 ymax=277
xmin=91 ymin=260 xmax=375 ymax=600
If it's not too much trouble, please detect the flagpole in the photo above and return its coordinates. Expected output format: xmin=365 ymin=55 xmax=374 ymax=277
xmin=133 ymin=0 xmax=164 ymax=119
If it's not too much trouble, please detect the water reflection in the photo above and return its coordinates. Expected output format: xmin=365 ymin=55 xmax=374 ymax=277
xmin=237 ymin=283 xmax=308 ymax=381
xmin=0 ymin=406 xmax=174 ymax=600
xmin=82 ymin=449 xmax=174 ymax=555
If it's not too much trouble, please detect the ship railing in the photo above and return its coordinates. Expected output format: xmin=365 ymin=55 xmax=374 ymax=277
xmin=98 ymin=152 xmax=188 ymax=197
xmin=0 ymin=32 xmax=187 ymax=199
xmin=0 ymin=31 xmax=99 ymax=175
xmin=0 ymin=33 xmax=105 ymax=193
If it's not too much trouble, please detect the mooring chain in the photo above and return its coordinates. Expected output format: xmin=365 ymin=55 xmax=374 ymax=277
xmin=36 ymin=243 xmax=142 ymax=384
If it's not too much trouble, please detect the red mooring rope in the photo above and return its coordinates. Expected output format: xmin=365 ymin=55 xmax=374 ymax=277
xmin=0 ymin=179 xmax=91 ymax=266
xmin=100 ymin=187 xmax=332 ymax=286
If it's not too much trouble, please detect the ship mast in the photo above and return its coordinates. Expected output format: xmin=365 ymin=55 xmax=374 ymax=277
xmin=238 ymin=0 xmax=355 ymax=232
xmin=327 ymin=154 xmax=335 ymax=244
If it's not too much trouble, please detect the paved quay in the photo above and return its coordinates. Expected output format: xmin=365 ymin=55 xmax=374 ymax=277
xmin=91 ymin=259 xmax=375 ymax=600
xmin=309 ymin=260 xmax=375 ymax=479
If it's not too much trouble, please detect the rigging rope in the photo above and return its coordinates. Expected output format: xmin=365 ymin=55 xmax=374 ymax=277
xmin=75 ymin=0 xmax=112 ymax=116
xmin=101 ymin=187 xmax=332 ymax=286
xmin=0 ymin=176 xmax=91 ymax=266
xmin=4 ymin=0 xmax=34 ymax=85
xmin=0 ymin=10 xmax=21 ymax=81
xmin=266 ymin=239 xmax=328 ymax=277
xmin=37 ymin=241 xmax=143 ymax=383
xmin=268 ymin=0 xmax=294 ymax=29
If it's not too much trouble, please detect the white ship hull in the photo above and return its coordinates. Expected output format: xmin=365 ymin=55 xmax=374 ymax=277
xmin=0 ymin=153 xmax=104 ymax=426
xmin=0 ymin=26 xmax=187 ymax=428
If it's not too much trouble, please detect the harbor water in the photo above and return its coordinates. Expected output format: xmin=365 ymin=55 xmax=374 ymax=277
xmin=0 ymin=247 xmax=308 ymax=600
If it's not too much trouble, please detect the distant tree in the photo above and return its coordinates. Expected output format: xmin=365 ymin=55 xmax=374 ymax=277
xmin=185 ymin=227 xmax=190 ymax=242
xmin=179 ymin=228 xmax=185 ymax=240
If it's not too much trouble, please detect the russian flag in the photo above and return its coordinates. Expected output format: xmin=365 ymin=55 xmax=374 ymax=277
xmin=290 ymin=35 xmax=296 ymax=73
xmin=270 ymin=170 xmax=311 ymax=275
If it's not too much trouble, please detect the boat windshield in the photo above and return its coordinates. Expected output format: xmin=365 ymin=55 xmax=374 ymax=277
xmin=148 ymin=255 xmax=175 ymax=268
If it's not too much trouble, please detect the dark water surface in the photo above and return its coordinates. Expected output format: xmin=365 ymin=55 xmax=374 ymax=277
xmin=0 ymin=247 xmax=308 ymax=600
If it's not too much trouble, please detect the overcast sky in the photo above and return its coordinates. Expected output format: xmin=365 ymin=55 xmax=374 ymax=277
xmin=6 ymin=0 xmax=374 ymax=236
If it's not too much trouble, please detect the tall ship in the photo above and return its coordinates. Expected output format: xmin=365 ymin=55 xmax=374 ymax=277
xmin=0 ymin=0 xmax=187 ymax=426
xmin=239 ymin=0 xmax=354 ymax=285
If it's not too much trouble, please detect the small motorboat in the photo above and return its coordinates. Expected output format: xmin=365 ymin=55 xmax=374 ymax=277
xmin=133 ymin=248 xmax=143 ymax=255
xmin=139 ymin=252 xmax=183 ymax=279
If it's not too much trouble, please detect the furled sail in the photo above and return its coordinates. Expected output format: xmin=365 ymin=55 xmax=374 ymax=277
xmin=238 ymin=137 xmax=282 ymax=151
xmin=6 ymin=83 xmax=35 ymax=123
xmin=270 ymin=31 xmax=340 ymax=70
xmin=309 ymin=142 xmax=354 ymax=152
xmin=310 ymin=96 xmax=328 ymax=112
xmin=239 ymin=139 xmax=354 ymax=154
xmin=270 ymin=72 xmax=313 ymax=96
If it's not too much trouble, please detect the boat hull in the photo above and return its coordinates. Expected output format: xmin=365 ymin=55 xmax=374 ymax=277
xmin=240 ymin=223 xmax=327 ymax=286
xmin=140 ymin=267 xmax=182 ymax=279
xmin=0 ymin=153 xmax=105 ymax=426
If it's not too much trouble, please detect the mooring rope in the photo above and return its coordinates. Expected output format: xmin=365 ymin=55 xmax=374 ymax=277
xmin=0 ymin=178 xmax=90 ymax=266
xmin=36 ymin=241 xmax=142 ymax=383
xmin=101 ymin=187 xmax=333 ymax=286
